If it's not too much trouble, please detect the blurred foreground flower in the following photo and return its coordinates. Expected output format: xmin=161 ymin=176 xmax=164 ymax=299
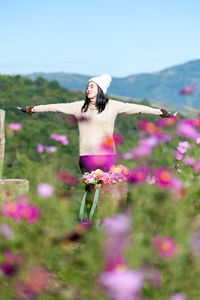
xmin=190 ymin=231 xmax=200 ymax=256
xmin=99 ymin=268 xmax=144 ymax=300
xmin=154 ymin=167 xmax=176 ymax=189
xmin=128 ymin=165 xmax=150 ymax=184
xmin=56 ymin=171 xmax=78 ymax=186
xmin=170 ymin=293 xmax=187 ymax=300
xmin=37 ymin=183 xmax=54 ymax=198
xmin=15 ymin=266 xmax=55 ymax=299
xmin=0 ymin=223 xmax=15 ymax=240
xmin=0 ymin=250 xmax=25 ymax=277
xmin=9 ymin=123 xmax=22 ymax=131
xmin=2 ymin=197 xmax=40 ymax=224
xmin=177 ymin=122 xmax=200 ymax=140
xmin=177 ymin=141 xmax=191 ymax=154
xmin=152 ymin=236 xmax=179 ymax=259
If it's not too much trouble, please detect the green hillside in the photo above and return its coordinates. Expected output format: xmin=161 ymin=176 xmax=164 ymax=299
xmin=26 ymin=60 xmax=200 ymax=113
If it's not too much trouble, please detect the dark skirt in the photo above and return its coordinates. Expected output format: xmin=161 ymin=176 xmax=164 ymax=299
xmin=79 ymin=154 xmax=117 ymax=174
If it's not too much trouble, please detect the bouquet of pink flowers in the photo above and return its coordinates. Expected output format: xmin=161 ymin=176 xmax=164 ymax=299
xmin=81 ymin=165 xmax=129 ymax=186
xmin=79 ymin=165 xmax=129 ymax=221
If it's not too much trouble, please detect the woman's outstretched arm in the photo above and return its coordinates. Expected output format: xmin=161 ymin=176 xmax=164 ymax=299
xmin=111 ymin=99 xmax=176 ymax=117
xmin=24 ymin=101 xmax=83 ymax=115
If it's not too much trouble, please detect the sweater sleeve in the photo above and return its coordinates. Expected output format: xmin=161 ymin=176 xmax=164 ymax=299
xmin=32 ymin=101 xmax=82 ymax=115
xmin=111 ymin=100 xmax=162 ymax=116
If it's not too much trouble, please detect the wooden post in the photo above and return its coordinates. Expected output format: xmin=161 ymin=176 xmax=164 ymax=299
xmin=0 ymin=109 xmax=30 ymax=200
xmin=0 ymin=109 xmax=5 ymax=178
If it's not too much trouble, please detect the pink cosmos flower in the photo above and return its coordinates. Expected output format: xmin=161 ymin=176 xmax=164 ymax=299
xmin=193 ymin=161 xmax=200 ymax=173
xmin=9 ymin=123 xmax=22 ymax=131
xmin=99 ymin=268 xmax=144 ymax=300
xmin=37 ymin=144 xmax=45 ymax=153
xmin=132 ymin=136 xmax=158 ymax=158
xmin=177 ymin=141 xmax=191 ymax=154
xmin=128 ymin=165 xmax=150 ymax=184
xmin=138 ymin=119 xmax=164 ymax=138
xmin=0 ymin=224 xmax=14 ymax=240
xmin=176 ymin=152 xmax=184 ymax=161
xmin=156 ymin=116 xmax=178 ymax=127
xmin=37 ymin=144 xmax=57 ymax=153
xmin=2 ymin=201 xmax=40 ymax=224
xmin=170 ymin=293 xmax=187 ymax=300
xmin=196 ymin=137 xmax=200 ymax=144
xmin=152 ymin=236 xmax=178 ymax=258
xmin=102 ymin=214 xmax=132 ymax=235
xmin=177 ymin=123 xmax=200 ymax=140
xmin=154 ymin=167 xmax=175 ymax=189
xmin=146 ymin=175 xmax=156 ymax=184
xmin=37 ymin=183 xmax=54 ymax=198
xmin=46 ymin=146 xmax=57 ymax=153
xmin=50 ymin=133 xmax=68 ymax=145
xmin=182 ymin=156 xmax=195 ymax=166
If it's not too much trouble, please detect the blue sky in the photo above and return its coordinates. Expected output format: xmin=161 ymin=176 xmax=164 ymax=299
xmin=0 ymin=0 xmax=199 ymax=77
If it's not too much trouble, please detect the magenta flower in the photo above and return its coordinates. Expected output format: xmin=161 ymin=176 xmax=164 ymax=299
xmin=154 ymin=167 xmax=175 ymax=189
xmin=9 ymin=123 xmax=22 ymax=131
xmin=37 ymin=183 xmax=54 ymax=198
xmin=0 ymin=250 xmax=25 ymax=277
xmin=2 ymin=200 xmax=40 ymax=224
xmin=56 ymin=171 xmax=78 ymax=186
xmin=179 ymin=84 xmax=195 ymax=95
xmin=99 ymin=268 xmax=144 ymax=300
xmin=170 ymin=293 xmax=187 ymax=300
xmin=113 ymin=133 xmax=124 ymax=145
xmin=128 ymin=165 xmax=150 ymax=184
xmin=177 ymin=141 xmax=191 ymax=154
xmin=152 ymin=236 xmax=178 ymax=258
xmin=156 ymin=116 xmax=178 ymax=127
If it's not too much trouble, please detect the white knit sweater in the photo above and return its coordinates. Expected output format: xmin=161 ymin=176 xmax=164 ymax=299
xmin=32 ymin=99 xmax=162 ymax=156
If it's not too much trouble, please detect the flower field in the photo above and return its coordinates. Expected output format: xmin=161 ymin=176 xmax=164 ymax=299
xmin=0 ymin=76 xmax=200 ymax=299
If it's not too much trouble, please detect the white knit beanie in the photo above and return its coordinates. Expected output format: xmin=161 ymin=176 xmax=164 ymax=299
xmin=88 ymin=74 xmax=112 ymax=94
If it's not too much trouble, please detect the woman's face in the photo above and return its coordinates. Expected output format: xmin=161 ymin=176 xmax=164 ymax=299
xmin=86 ymin=81 xmax=98 ymax=100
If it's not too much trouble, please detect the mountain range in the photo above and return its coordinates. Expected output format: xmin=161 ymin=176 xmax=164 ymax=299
xmin=26 ymin=59 xmax=200 ymax=115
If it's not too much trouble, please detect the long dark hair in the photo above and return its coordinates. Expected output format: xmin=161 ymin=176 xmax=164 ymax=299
xmin=81 ymin=85 xmax=109 ymax=114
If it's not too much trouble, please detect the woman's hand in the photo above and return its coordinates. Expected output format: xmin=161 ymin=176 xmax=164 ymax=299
xmin=160 ymin=108 xmax=177 ymax=118
xmin=26 ymin=106 xmax=34 ymax=114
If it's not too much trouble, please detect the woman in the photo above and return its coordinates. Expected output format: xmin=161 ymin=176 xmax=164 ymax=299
xmin=20 ymin=74 xmax=176 ymax=174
